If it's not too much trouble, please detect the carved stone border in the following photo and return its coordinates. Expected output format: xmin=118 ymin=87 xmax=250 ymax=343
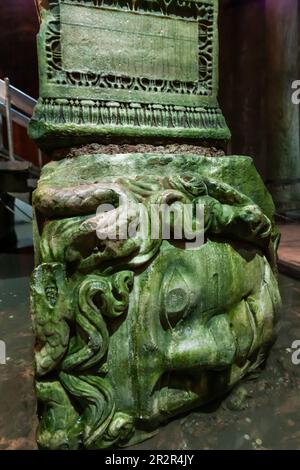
xmin=44 ymin=0 xmax=215 ymax=97
xmin=34 ymin=97 xmax=227 ymax=128
xmin=30 ymin=0 xmax=230 ymax=146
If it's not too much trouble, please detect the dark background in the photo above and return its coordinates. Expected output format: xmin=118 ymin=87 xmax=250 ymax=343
xmin=0 ymin=0 xmax=299 ymax=181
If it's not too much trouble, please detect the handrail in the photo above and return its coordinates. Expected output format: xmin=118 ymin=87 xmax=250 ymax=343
xmin=0 ymin=78 xmax=41 ymax=167
xmin=0 ymin=78 xmax=15 ymax=160
xmin=0 ymin=102 xmax=31 ymax=128
xmin=0 ymin=79 xmax=37 ymax=117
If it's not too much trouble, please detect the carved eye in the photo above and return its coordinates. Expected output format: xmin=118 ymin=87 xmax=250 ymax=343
xmin=161 ymin=268 xmax=190 ymax=329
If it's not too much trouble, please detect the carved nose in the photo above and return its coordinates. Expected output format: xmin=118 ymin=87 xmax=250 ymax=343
xmin=166 ymin=314 xmax=237 ymax=371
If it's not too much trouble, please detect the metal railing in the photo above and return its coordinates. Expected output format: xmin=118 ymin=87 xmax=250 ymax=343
xmin=0 ymin=78 xmax=41 ymax=166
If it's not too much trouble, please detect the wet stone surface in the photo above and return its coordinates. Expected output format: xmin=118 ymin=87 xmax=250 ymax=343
xmin=0 ymin=248 xmax=299 ymax=450
xmin=134 ymin=275 xmax=300 ymax=450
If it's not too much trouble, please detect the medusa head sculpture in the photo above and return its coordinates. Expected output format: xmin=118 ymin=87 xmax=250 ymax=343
xmin=30 ymin=153 xmax=281 ymax=449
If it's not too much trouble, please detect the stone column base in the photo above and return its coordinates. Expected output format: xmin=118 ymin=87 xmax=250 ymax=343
xmin=31 ymin=152 xmax=281 ymax=449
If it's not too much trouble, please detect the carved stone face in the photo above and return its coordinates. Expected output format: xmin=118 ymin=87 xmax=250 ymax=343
xmin=31 ymin=154 xmax=281 ymax=449
xmin=108 ymin=240 xmax=280 ymax=429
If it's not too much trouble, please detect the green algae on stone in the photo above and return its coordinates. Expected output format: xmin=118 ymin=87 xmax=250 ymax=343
xmin=29 ymin=0 xmax=230 ymax=148
xmin=29 ymin=0 xmax=281 ymax=451
xmin=31 ymin=154 xmax=281 ymax=449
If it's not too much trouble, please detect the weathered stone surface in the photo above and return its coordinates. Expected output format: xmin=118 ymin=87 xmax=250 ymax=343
xmin=29 ymin=0 xmax=281 ymax=451
xmin=31 ymin=153 xmax=281 ymax=449
xmin=29 ymin=0 xmax=230 ymax=148
xmin=52 ymin=143 xmax=226 ymax=160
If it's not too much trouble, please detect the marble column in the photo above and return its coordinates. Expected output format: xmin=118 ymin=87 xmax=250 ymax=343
xmin=29 ymin=0 xmax=282 ymax=449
